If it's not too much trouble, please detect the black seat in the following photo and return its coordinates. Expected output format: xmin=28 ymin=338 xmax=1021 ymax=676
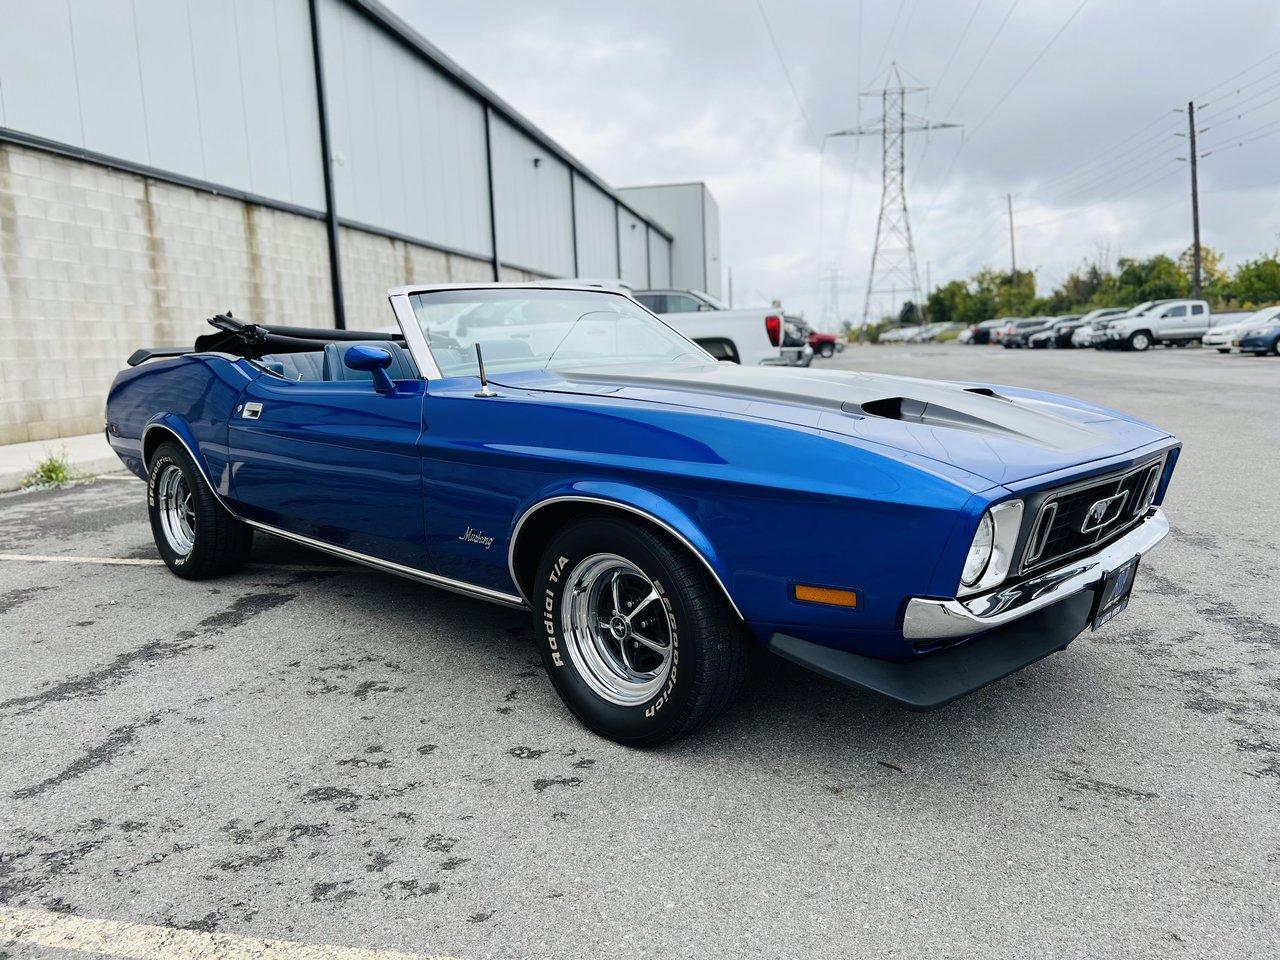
xmin=321 ymin=341 xmax=417 ymax=383
xmin=260 ymin=351 xmax=325 ymax=381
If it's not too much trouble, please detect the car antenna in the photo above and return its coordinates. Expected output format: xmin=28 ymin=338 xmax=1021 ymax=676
xmin=474 ymin=343 xmax=497 ymax=398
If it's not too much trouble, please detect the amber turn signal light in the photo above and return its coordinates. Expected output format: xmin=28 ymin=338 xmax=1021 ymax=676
xmin=792 ymin=584 xmax=858 ymax=608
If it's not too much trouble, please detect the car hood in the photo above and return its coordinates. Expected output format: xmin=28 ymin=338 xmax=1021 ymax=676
xmin=511 ymin=363 xmax=1171 ymax=486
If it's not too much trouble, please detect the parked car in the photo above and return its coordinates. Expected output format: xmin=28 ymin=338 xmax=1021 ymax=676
xmin=1098 ymin=299 xmax=1211 ymax=351
xmin=107 ymin=284 xmax=1180 ymax=744
xmin=969 ymin=318 xmax=1005 ymax=345
xmin=809 ymin=330 xmax=846 ymax=358
xmin=989 ymin=318 xmax=1022 ymax=345
xmin=1028 ymin=315 xmax=1085 ymax=349
xmin=633 ymin=288 xmax=811 ymax=366
xmin=1201 ymin=310 xmax=1271 ymax=352
xmin=1068 ymin=308 xmax=1128 ymax=349
xmin=879 ymin=324 xmax=923 ymax=343
xmin=1000 ymin=318 xmax=1051 ymax=348
xmin=1234 ymin=308 xmax=1280 ymax=355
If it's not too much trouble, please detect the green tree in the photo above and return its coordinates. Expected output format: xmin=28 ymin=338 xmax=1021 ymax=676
xmin=1114 ymin=254 xmax=1188 ymax=303
xmin=1230 ymin=253 xmax=1280 ymax=307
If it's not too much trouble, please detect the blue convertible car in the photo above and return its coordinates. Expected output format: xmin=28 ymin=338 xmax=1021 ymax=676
xmin=107 ymin=284 xmax=1179 ymax=744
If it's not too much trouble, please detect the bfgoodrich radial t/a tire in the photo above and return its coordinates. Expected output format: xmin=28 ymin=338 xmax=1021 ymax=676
xmin=147 ymin=440 xmax=253 ymax=580
xmin=533 ymin=516 xmax=748 ymax=746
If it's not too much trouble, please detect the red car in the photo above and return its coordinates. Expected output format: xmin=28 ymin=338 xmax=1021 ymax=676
xmin=808 ymin=331 xmax=845 ymax=358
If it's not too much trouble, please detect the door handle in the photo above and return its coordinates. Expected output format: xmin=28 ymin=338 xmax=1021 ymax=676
xmin=241 ymin=402 xmax=263 ymax=420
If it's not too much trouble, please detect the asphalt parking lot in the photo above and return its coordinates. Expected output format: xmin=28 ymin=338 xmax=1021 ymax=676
xmin=2 ymin=344 xmax=1277 ymax=959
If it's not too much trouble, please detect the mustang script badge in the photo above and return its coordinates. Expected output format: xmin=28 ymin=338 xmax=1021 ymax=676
xmin=458 ymin=526 xmax=495 ymax=549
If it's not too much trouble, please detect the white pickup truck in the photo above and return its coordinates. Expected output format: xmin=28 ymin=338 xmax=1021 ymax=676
xmin=1097 ymin=298 xmax=1211 ymax=351
xmin=633 ymin=289 xmax=812 ymax=366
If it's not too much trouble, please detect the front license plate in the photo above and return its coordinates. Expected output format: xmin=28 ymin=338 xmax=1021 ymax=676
xmin=1091 ymin=555 xmax=1140 ymax=631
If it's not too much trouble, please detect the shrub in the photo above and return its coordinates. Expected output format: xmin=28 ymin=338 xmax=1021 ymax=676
xmin=21 ymin=449 xmax=72 ymax=489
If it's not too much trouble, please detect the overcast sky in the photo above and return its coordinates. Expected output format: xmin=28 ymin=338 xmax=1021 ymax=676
xmin=386 ymin=0 xmax=1280 ymax=327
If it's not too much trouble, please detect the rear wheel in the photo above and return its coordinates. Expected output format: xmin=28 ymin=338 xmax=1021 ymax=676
xmin=532 ymin=516 xmax=748 ymax=746
xmin=819 ymin=342 xmax=835 ymax=358
xmin=147 ymin=440 xmax=252 ymax=579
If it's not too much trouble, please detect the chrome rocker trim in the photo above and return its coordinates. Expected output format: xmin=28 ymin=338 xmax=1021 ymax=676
xmin=903 ymin=508 xmax=1170 ymax=641
xmin=242 ymin=519 xmax=526 ymax=609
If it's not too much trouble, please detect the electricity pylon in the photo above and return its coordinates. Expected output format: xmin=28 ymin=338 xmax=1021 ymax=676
xmin=828 ymin=63 xmax=958 ymax=325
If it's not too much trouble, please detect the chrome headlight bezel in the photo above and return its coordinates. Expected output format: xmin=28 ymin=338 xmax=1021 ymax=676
xmin=957 ymin=500 xmax=1025 ymax=598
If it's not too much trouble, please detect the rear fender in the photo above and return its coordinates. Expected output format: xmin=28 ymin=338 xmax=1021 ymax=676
xmin=141 ymin=415 xmax=234 ymax=509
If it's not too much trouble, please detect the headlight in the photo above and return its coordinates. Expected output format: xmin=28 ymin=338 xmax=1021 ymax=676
xmin=961 ymin=512 xmax=994 ymax=587
xmin=958 ymin=500 xmax=1025 ymax=596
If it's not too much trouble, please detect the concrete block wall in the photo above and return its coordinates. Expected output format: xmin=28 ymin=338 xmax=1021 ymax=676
xmin=337 ymin=228 xmax=496 ymax=330
xmin=0 ymin=143 xmax=500 ymax=444
xmin=0 ymin=143 xmax=330 ymax=443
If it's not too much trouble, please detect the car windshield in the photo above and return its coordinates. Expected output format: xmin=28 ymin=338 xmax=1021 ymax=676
xmin=408 ymin=288 xmax=709 ymax=377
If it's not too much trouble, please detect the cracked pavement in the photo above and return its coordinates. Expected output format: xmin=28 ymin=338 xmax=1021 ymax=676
xmin=1 ymin=344 xmax=1277 ymax=958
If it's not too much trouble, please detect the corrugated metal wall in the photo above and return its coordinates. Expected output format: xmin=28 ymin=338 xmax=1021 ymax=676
xmin=318 ymin=0 xmax=492 ymax=257
xmin=0 ymin=0 xmax=326 ymax=211
xmin=618 ymin=208 xmax=649 ymax=287
xmin=0 ymin=0 xmax=673 ymax=286
xmin=489 ymin=115 xmax=575 ymax=277
xmin=573 ymin=175 xmax=620 ymax=279
xmin=647 ymin=228 xmax=672 ymax=287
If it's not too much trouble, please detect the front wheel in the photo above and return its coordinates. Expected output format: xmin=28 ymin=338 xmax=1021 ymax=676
xmin=532 ymin=516 xmax=748 ymax=746
xmin=147 ymin=440 xmax=253 ymax=579
xmin=1127 ymin=331 xmax=1152 ymax=352
xmin=819 ymin=343 xmax=835 ymax=358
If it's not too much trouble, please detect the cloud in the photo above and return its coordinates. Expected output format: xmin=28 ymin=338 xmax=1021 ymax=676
xmin=386 ymin=0 xmax=1280 ymax=324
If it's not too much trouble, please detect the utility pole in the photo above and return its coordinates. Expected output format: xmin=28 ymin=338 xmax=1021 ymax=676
xmin=727 ymin=267 xmax=734 ymax=308
xmin=828 ymin=64 xmax=959 ymax=326
xmin=1187 ymin=100 xmax=1203 ymax=298
xmin=1006 ymin=193 xmax=1017 ymax=276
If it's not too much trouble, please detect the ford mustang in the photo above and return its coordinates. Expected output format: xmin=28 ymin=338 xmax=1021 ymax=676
xmin=106 ymin=284 xmax=1179 ymax=745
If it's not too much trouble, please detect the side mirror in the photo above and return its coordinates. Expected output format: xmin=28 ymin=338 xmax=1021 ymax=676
xmin=344 ymin=345 xmax=395 ymax=393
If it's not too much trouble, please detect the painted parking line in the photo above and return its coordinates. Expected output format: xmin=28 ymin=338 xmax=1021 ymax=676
xmin=92 ymin=473 xmax=141 ymax=481
xmin=0 ymin=906 xmax=461 ymax=960
xmin=0 ymin=553 xmax=351 ymax=573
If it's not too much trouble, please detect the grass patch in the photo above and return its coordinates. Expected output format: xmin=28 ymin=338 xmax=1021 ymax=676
xmin=21 ymin=448 xmax=72 ymax=489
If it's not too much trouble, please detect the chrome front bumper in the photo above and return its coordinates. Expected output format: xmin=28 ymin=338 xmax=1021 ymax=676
xmin=902 ymin=509 xmax=1170 ymax=641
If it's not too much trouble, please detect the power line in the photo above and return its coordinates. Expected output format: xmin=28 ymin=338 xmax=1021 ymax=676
xmin=933 ymin=0 xmax=985 ymax=95
xmin=754 ymin=0 xmax=820 ymax=144
xmin=1195 ymin=63 xmax=1280 ymax=112
xmin=911 ymin=0 xmax=1020 ymax=213
xmin=939 ymin=0 xmax=1019 ymax=122
xmin=1192 ymin=48 xmax=1280 ymax=102
xmin=966 ymin=0 xmax=1091 ymax=140
xmin=921 ymin=0 xmax=1097 ymax=227
xmin=1030 ymin=113 xmax=1180 ymax=193
xmin=869 ymin=0 xmax=908 ymax=89
xmin=1198 ymin=116 xmax=1280 ymax=156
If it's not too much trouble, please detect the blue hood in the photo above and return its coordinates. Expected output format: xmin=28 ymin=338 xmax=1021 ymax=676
xmin=507 ymin=363 xmax=1172 ymax=486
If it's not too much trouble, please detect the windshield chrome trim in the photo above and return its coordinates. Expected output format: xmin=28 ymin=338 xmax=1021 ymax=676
xmin=385 ymin=284 xmax=711 ymax=380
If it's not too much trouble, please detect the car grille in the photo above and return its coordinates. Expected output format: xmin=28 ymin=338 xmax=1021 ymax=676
xmin=1020 ymin=459 xmax=1163 ymax=574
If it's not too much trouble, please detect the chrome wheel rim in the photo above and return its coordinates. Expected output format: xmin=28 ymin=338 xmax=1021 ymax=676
xmin=157 ymin=464 xmax=196 ymax=555
xmin=1133 ymin=333 xmax=1150 ymax=350
xmin=560 ymin=553 xmax=673 ymax=706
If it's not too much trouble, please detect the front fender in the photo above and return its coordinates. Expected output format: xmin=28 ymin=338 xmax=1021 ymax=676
xmin=509 ymin=479 xmax=741 ymax=619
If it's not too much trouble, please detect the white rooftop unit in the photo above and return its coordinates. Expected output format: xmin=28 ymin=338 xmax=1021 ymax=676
xmin=617 ymin=182 xmax=720 ymax=298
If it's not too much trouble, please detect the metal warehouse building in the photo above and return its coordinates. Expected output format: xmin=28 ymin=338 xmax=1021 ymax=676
xmin=0 ymin=0 xmax=709 ymax=443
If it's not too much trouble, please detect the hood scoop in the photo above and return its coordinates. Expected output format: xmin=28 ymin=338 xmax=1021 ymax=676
xmin=854 ymin=395 xmax=1032 ymax=441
